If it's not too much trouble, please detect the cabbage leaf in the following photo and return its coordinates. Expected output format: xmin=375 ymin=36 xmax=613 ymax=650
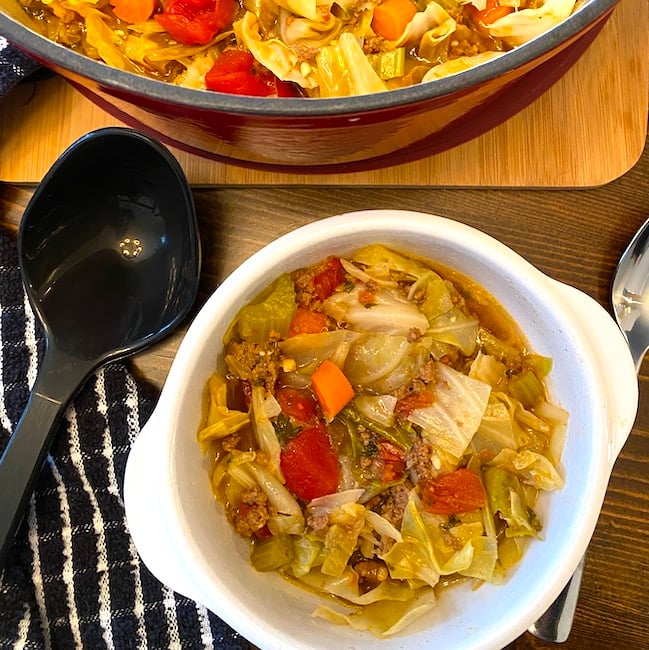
xmin=311 ymin=590 xmax=436 ymax=638
xmin=324 ymin=284 xmax=430 ymax=335
xmin=250 ymin=386 xmax=284 ymax=479
xmin=408 ymin=362 xmax=491 ymax=460
xmin=489 ymin=448 xmax=564 ymax=491
xmin=321 ymin=502 xmax=367 ymax=577
xmin=343 ymin=333 xmax=433 ymax=393
xmin=235 ymin=12 xmax=318 ymax=88
xmin=316 ymin=32 xmax=388 ymax=97
xmin=422 ymin=51 xmax=503 ymax=81
xmin=483 ymin=466 xmax=539 ymax=537
xmin=197 ymin=373 xmax=250 ymax=444
xmin=487 ymin=0 xmax=578 ymax=46
xmin=351 ymin=244 xmax=432 ymax=282
xmin=427 ymin=306 xmax=479 ymax=355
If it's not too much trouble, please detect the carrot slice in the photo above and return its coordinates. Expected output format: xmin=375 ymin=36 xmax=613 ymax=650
xmin=311 ymin=359 xmax=355 ymax=420
xmin=371 ymin=0 xmax=417 ymax=41
xmin=111 ymin=0 xmax=156 ymax=23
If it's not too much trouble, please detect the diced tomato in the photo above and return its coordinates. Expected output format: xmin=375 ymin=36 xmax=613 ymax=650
xmin=395 ymin=391 xmax=435 ymax=419
xmin=276 ymin=387 xmax=319 ymax=424
xmin=420 ymin=469 xmax=486 ymax=515
xmin=288 ymin=307 xmax=328 ymax=336
xmin=464 ymin=0 xmax=514 ymax=30
xmin=280 ymin=424 xmax=339 ymax=501
xmin=313 ymin=257 xmax=345 ymax=301
xmin=205 ymin=49 xmax=300 ymax=97
xmin=379 ymin=440 xmax=405 ymax=482
xmin=358 ymin=289 xmax=376 ymax=306
xmin=155 ymin=0 xmax=237 ymax=45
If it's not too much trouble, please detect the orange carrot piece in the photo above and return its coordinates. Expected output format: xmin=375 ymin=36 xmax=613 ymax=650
xmin=371 ymin=0 xmax=417 ymax=41
xmin=111 ymin=0 xmax=156 ymax=24
xmin=311 ymin=359 xmax=355 ymax=420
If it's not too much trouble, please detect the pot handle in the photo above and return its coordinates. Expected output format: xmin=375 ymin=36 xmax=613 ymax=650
xmin=123 ymin=409 xmax=203 ymax=603
xmin=550 ymin=279 xmax=638 ymax=463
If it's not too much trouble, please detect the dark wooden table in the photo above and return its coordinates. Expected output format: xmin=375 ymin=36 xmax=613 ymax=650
xmin=1 ymin=128 xmax=648 ymax=649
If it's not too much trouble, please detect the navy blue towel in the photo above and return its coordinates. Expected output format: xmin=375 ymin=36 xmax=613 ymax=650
xmin=0 ymin=36 xmax=40 ymax=97
xmin=0 ymin=228 xmax=251 ymax=649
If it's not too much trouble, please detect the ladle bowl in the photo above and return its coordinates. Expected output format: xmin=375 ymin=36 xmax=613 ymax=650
xmin=0 ymin=127 xmax=200 ymax=568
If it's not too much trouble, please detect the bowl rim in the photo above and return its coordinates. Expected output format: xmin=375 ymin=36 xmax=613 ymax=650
xmin=1 ymin=0 xmax=618 ymax=116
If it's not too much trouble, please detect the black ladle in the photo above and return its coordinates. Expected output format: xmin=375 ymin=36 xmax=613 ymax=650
xmin=0 ymin=127 xmax=200 ymax=568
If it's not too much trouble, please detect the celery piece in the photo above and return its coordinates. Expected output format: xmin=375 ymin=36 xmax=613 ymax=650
xmin=478 ymin=329 xmax=522 ymax=367
xmin=366 ymin=49 xmax=406 ymax=81
xmin=234 ymin=273 xmax=297 ymax=343
xmin=526 ymin=353 xmax=553 ymax=379
xmin=250 ymin=534 xmax=294 ymax=572
xmin=508 ymin=369 xmax=545 ymax=408
xmin=340 ymin=405 xmax=413 ymax=450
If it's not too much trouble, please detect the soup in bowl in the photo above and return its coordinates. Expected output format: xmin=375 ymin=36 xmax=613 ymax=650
xmin=123 ymin=210 xmax=637 ymax=649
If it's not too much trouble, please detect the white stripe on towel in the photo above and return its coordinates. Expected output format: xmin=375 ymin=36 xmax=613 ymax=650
xmin=67 ymin=404 xmax=115 ymax=649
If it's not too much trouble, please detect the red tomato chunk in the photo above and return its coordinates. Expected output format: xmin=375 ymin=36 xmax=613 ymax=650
xmin=280 ymin=424 xmax=340 ymax=501
xmin=420 ymin=468 xmax=486 ymax=515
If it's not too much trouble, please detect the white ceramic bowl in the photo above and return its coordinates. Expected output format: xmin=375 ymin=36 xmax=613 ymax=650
xmin=124 ymin=210 xmax=638 ymax=649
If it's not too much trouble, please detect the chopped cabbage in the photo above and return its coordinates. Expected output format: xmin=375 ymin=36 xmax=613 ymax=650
xmin=235 ymin=12 xmax=318 ymax=88
xmin=489 ymin=448 xmax=565 ymax=491
xmin=344 ymin=334 xmax=433 ymax=394
xmin=351 ymin=244 xmax=433 ymax=282
xmin=422 ymin=51 xmax=504 ymax=81
xmin=321 ymin=502 xmax=366 ymax=577
xmin=312 ymin=590 xmax=437 ymax=638
xmin=197 ymin=373 xmax=250 ymax=445
xmin=316 ymin=32 xmax=388 ymax=97
xmin=483 ymin=466 xmax=540 ymax=537
xmin=279 ymin=330 xmax=360 ymax=376
xmin=247 ymin=462 xmax=306 ymax=535
xmin=428 ymin=306 xmax=479 ymax=355
xmin=324 ymin=285 xmax=430 ymax=335
xmin=250 ymin=386 xmax=284 ymax=479
xmin=408 ymin=362 xmax=491 ymax=460
xmin=353 ymin=394 xmax=398 ymax=428
xmin=487 ymin=0 xmax=578 ymax=46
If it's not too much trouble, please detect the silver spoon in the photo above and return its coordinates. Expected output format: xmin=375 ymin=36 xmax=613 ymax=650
xmin=0 ymin=127 xmax=200 ymax=570
xmin=528 ymin=219 xmax=648 ymax=642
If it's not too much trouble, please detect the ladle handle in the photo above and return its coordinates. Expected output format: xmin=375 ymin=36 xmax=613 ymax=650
xmin=0 ymin=349 xmax=93 ymax=570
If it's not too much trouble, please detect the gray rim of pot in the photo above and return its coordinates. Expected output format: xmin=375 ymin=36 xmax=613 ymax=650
xmin=0 ymin=0 xmax=616 ymax=117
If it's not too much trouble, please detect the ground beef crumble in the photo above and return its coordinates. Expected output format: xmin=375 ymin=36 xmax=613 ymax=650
xmin=405 ymin=436 xmax=437 ymax=484
xmin=225 ymin=338 xmax=281 ymax=393
xmin=373 ymin=481 xmax=413 ymax=530
xmin=228 ymin=487 xmax=274 ymax=538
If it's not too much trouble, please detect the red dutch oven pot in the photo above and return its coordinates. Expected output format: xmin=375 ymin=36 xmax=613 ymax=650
xmin=0 ymin=0 xmax=618 ymax=172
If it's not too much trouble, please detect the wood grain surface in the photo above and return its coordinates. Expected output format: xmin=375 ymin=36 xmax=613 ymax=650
xmin=0 ymin=0 xmax=647 ymax=187
xmin=1 ymin=119 xmax=649 ymax=648
xmin=0 ymin=0 xmax=649 ymax=650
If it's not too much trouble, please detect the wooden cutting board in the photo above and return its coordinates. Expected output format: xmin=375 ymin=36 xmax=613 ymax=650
xmin=1 ymin=0 xmax=646 ymax=187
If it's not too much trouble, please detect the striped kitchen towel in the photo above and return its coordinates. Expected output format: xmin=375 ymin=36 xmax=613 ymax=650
xmin=0 ymin=36 xmax=40 ymax=97
xmin=0 ymin=230 xmax=252 ymax=649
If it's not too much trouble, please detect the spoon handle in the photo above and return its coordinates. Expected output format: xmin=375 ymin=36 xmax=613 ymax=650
xmin=528 ymin=555 xmax=586 ymax=642
xmin=0 ymin=349 xmax=93 ymax=570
